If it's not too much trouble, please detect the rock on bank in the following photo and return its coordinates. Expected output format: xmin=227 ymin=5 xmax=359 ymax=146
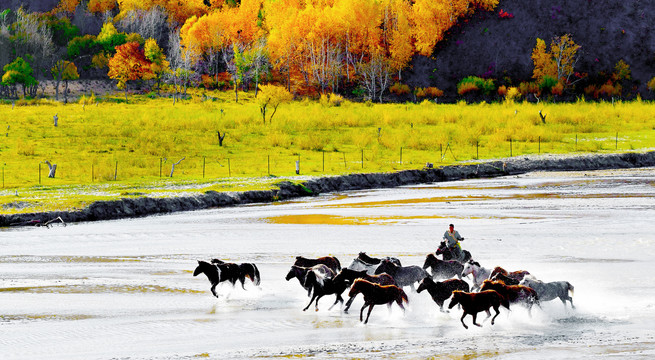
xmin=2 ymin=151 xmax=654 ymax=227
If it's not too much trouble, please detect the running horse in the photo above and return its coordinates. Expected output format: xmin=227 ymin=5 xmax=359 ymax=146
xmin=448 ymin=290 xmax=510 ymax=329
xmin=332 ymin=268 xmax=395 ymax=313
xmin=348 ymin=279 xmax=408 ymax=324
xmin=193 ymin=260 xmax=261 ymax=297
xmin=422 ymin=253 xmax=464 ymax=279
xmin=294 ymin=255 xmax=342 ymax=272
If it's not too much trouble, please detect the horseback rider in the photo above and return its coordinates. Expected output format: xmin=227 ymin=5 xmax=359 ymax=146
xmin=443 ymin=223 xmax=464 ymax=260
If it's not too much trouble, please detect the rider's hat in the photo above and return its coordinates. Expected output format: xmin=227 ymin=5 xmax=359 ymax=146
xmin=449 ymin=223 xmax=454 ymax=227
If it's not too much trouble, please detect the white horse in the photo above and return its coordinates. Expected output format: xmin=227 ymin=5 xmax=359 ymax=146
xmin=461 ymin=261 xmax=492 ymax=291
xmin=520 ymin=277 xmax=575 ymax=308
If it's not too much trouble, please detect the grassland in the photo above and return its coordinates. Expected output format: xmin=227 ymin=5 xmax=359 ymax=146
xmin=1 ymin=91 xmax=654 ymax=214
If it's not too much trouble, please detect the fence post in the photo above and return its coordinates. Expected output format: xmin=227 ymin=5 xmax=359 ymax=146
xmin=342 ymin=152 xmax=346 ymax=169
xmin=159 ymin=158 xmax=162 ymax=178
xmin=440 ymin=144 xmax=443 ymax=162
xmin=268 ymin=155 xmax=270 ymax=175
xmin=575 ymin=134 xmax=578 ymax=151
xmin=538 ymin=136 xmax=541 ymax=154
xmin=510 ymin=138 xmax=512 ymax=157
xmin=114 ymin=161 xmax=118 ymax=181
xmin=400 ymin=147 xmax=403 ymax=165
xmin=476 ymin=140 xmax=479 ymax=160
xmin=203 ymin=157 xmax=206 ymax=178
xmin=616 ymin=132 xmax=618 ymax=150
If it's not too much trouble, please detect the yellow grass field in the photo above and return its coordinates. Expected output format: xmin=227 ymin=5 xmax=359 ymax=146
xmin=0 ymin=93 xmax=654 ymax=214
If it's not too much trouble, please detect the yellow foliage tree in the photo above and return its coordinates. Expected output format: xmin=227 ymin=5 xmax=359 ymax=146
xmin=257 ymin=84 xmax=293 ymax=123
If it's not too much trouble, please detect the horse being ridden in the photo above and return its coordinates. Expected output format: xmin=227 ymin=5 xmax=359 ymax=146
xmin=294 ymin=255 xmax=341 ymax=272
xmin=436 ymin=241 xmax=472 ymax=263
xmin=417 ymin=277 xmax=470 ymax=312
xmin=461 ymin=260 xmax=492 ymax=291
xmin=193 ymin=260 xmax=261 ymax=297
xmin=348 ymin=279 xmax=408 ymax=324
xmin=520 ymin=277 xmax=575 ymax=309
xmin=332 ymin=268 xmax=395 ymax=313
xmin=374 ymin=259 xmax=430 ymax=291
xmin=448 ymin=290 xmax=510 ymax=329
xmin=422 ymin=253 xmax=464 ymax=280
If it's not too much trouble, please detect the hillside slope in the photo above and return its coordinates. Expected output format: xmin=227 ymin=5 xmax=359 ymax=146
xmin=405 ymin=0 xmax=655 ymax=100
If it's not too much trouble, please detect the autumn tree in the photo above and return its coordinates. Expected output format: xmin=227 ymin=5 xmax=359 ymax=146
xmin=532 ymin=34 xmax=581 ymax=86
xmin=51 ymin=60 xmax=80 ymax=102
xmin=257 ymin=84 xmax=293 ymax=123
xmin=108 ymin=41 xmax=154 ymax=100
xmin=144 ymin=38 xmax=170 ymax=94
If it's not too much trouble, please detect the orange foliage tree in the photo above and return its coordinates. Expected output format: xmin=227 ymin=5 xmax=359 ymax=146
xmin=108 ymin=41 xmax=154 ymax=100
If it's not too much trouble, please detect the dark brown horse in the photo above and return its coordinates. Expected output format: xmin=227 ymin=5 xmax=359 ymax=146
xmin=422 ymin=254 xmax=464 ymax=280
xmin=332 ymin=268 xmax=395 ymax=313
xmin=489 ymin=266 xmax=530 ymax=282
xmin=294 ymin=255 xmax=342 ymax=272
xmin=193 ymin=260 xmax=261 ymax=297
xmin=348 ymin=279 xmax=408 ymax=324
xmin=417 ymin=277 xmax=469 ymax=311
xmin=480 ymin=280 xmax=540 ymax=316
xmin=448 ymin=290 xmax=510 ymax=329
xmin=285 ymin=264 xmax=334 ymax=297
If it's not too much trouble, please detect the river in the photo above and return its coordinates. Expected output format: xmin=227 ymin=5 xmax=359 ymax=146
xmin=1 ymin=168 xmax=654 ymax=359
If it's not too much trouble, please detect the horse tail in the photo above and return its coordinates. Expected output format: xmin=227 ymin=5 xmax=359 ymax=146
xmin=252 ymin=264 xmax=261 ymax=286
xmin=334 ymin=256 xmax=342 ymax=271
xmin=400 ymin=288 xmax=409 ymax=305
xmin=567 ymin=282 xmax=575 ymax=296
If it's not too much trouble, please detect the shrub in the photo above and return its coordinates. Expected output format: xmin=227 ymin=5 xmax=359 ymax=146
xmin=551 ymin=81 xmax=564 ymax=96
xmin=505 ymin=87 xmax=521 ymax=102
xmin=415 ymin=86 xmax=444 ymax=99
xmin=518 ymin=81 xmax=540 ymax=96
xmin=647 ymin=77 xmax=655 ymax=92
xmin=538 ymin=75 xmax=558 ymax=93
xmin=389 ymin=82 xmax=411 ymax=95
xmin=497 ymin=85 xmax=507 ymax=96
xmin=457 ymin=76 xmax=495 ymax=95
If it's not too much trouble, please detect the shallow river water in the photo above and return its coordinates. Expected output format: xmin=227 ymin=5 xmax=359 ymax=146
xmin=1 ymin=168 xmax=655 ymax=359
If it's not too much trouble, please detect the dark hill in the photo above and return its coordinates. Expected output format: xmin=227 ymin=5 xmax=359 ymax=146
xmin=405 ymin=0 xmax=655 ymax=101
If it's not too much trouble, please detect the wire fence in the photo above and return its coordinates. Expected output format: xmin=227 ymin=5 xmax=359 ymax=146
xmin=0 ymin=132 xmax=645 ymax=189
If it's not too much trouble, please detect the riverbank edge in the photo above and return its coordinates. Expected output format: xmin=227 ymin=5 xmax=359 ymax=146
xmin=2 ymin=151 xmax=654 ymax=227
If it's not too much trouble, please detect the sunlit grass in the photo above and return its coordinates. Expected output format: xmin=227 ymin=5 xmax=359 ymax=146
xmin=0 ymin=92 xmax=653 ymax=214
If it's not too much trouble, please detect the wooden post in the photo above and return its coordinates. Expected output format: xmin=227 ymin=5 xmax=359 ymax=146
xmin=114 ymin=161 xmax=118 ymax=181
xmin=159 ymin=158 xmax=162 ymax=178
xmin=538 ymin=136 xmax=541 ymax=154
xmin=510 ymin=138 xmax=512 ymax=157
xmin=476 ymin=140 xmax=479 ymax=160
xmin=342 ymin=152 xmax=346 ymax=168
xmin=440 ymin=144 xmax=443 ymax=162
xmin=268 ymin=155 xmax=270 ymax=175
xmin=400 ymin=147 xmax=403 ymax=165
xmin=616 ymin=132 xmax=618 ymax=150
xmin=203 ymin=157 xmax=206 ymax=178
xmin=575 ymin=134 xmax=578 ymax=151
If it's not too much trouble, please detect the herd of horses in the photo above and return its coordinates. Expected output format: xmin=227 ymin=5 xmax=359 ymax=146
xmin=193 ymin=240 xmax=575 ymax=328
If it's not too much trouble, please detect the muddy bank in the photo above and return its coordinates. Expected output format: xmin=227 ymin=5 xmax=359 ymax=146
xmin=2 ymin=151 xmax=654 ymax=227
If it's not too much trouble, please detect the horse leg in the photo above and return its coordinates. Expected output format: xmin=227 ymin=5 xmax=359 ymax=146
xmin=328 ymin=294 xmax=344 ymax=311
xmin=344 ymin=295 xmax=356 ymax=313
xmin=364 ymin=304 xmax=375 ymax=324
xmin=491 ymin=306 xmax=500 ymax=325
xmin=460 ymin=312 xmax=469 ymax=329
xmin=472 ymin=312 xmax=482 ymax=327
xmin=211 ymin=283 xmax=218 ymax=298
xmin=360 ymin=303 xmax=368 ymax=322
xmin=314 ymin=294 xmax=324 ymax=312
xmin=482 ymin=309 xmax=492 ymax=323
xmin=303 ymin=293 xmax=318 ymax=311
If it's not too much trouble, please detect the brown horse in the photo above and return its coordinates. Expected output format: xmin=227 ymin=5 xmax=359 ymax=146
xmin=490 ymin=272 xmax=519 ymax=285
xmin=480 ymin=280 xmax=540 ymax=316
xmin=489 ymin=266 xmax=530 ymax=282
xmin=448 ymin=290 xmax=510 ymax=329
xmin=332 ymin=268 xmax=396 ymax=313
xmin=348 ymin=279 xmax=408 ymax=324
xmin=417 ymin=277 xmax=469 ymax=311
xmin=294 ymin=255 xmax=341 ymax=272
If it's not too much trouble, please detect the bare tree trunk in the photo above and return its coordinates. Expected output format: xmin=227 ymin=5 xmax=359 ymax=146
xmin=170 ymin=157 xmax=185 ymax=177
xmin=44 ymin=160 xmax=57 ymax=178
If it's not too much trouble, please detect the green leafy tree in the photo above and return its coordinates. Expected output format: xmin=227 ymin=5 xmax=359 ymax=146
xmin=2 ymin=57 xmax=37 ymax=98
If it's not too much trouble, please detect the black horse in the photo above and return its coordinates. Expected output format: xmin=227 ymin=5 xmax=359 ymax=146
xmin=357 ymin=252 xmax=402 ymax=267
xmin=436 ymin=241 xmax=472 ymax=263
xmin=193 ymin=260 xmax=261 ymax=297
xmin=301 ymin=267 xmax=345 ymax=312
xmin=285 ymin=264 xmax=334 ymax=297
xmin=417 ymin=277 xmax=470 ymax=312
xmin=422 ymin=253 xmax=464 ymax=279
